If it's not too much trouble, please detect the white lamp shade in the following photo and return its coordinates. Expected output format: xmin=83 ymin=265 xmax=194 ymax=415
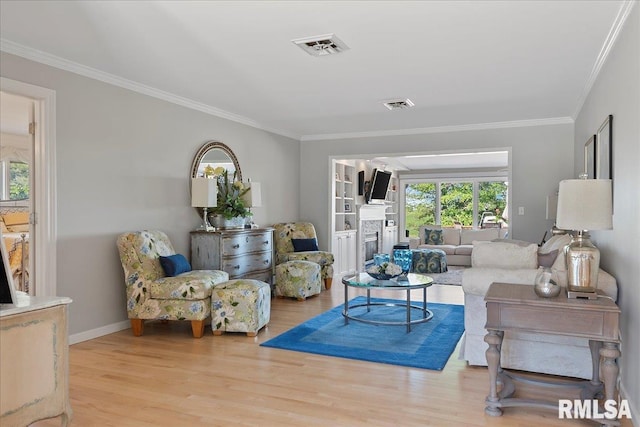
xmin=191 ymin=178 xmax=217 ymax=208
xmin=556 ymin=179 xmax=612 ymax=230
xmin=243 ymin=182 xmax=262 ymax=208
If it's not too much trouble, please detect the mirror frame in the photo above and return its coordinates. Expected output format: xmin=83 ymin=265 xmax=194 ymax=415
xmin=191 ymin=141 xmax=242 ymax=181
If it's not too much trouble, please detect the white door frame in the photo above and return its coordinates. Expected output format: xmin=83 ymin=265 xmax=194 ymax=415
xmin=1 ymin=77 xmax=57 ymax=296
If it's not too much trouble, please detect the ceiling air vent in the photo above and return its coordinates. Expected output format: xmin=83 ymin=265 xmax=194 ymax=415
xmin=382 ymin=99 xmax=415 ymax=110
xmin=291 ymin=33 xmax=349 ymax=56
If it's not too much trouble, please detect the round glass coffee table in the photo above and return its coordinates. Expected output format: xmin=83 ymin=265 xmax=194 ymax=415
xmin=341 ymin=272 xmax=434 ymax=332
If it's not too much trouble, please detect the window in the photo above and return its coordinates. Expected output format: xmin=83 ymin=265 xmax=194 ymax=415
xmin=404 ymin=178 xmax=508 ymax=238
xmin=1 ymin=160 xmax=29 ymax=200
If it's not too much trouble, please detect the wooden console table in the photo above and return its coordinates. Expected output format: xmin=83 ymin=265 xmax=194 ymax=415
xmin=0 ymin=295 xmax=73 ymax=426
xmin=484 ymin=283 xmax=621 ymax=425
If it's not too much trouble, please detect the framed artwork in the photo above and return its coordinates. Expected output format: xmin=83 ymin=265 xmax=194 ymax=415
xmin=584 ymin=134 xmax=596 ymax=179
xmin=596 ymin=114 xmax=613 ymax=180
xmin=344 ymin=203 xmax=351 ymax=212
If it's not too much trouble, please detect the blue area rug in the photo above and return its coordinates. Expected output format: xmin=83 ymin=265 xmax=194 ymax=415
xmin=261 ymin=296 xmax=464 ymax=370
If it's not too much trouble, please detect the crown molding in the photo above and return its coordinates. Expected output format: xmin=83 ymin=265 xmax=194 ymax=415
xmin=573 ymin=0 xmax=637 ymax=118
xmin=300 ymin=117 xmax=574 ymax=142
xmin=0 ymin=39 xmax=300 ymax=141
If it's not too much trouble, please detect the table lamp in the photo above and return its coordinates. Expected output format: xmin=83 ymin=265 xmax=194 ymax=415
xmin=555 ymin=176 xmax=612 ymax=299
xmin=191 ymin=178 xmax=217 ymax=231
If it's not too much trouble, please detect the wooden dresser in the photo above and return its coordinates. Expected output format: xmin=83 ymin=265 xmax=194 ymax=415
xmin=190 ymin=227 xmax=274 ymax=285
xmin=0 ymin=295 xmax=73 ymax=426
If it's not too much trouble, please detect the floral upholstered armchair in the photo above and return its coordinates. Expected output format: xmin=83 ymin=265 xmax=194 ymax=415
xmin=273 ymin=222 xmax=335 ymax=290
xmin=116 ymin=230 xmax=229 ymax=338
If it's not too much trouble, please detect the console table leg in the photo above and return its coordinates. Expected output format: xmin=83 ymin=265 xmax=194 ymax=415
xmin=589 ymin=340 xmax=603 ymax=386
xmin=600 ymin=342 xmax=620 ymax=402
xmin=484 ymin=329 xmax=503 ymax=416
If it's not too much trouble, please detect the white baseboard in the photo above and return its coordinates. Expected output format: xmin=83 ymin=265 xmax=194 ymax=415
xmin=69 ymin=320 xmax=130 ymax=345
xmin=619 ymin=380 xmax=638 ymax=427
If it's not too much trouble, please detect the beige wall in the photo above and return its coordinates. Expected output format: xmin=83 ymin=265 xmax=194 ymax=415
xmin=0 ymin=52 xmax=300 ymax=337
xmin=574 ymin=4 xmax=639 ymax=420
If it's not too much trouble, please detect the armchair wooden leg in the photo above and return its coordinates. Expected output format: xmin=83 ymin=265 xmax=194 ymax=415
xmin=130 ymin=319 xmax=144 ymax=336
xmin=191 ymin=320 xmax=205 ymax=338
xmin=324 ymin=277 xmax=333 ymax=290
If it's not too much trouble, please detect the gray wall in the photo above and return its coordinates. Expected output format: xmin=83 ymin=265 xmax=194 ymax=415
xmin=574 ymin=4 xmax=639 ymax=419
xmin=0 ymin=52 xmax=300 ymax=335
xmin=301 ymin=124 xmax=574 ymax=249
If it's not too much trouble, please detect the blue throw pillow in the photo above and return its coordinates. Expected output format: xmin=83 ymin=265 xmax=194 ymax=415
xmin=291 ymin=238 xmax=319 ymax=252
xmin=424 ymin=229 xmax=444 ymax=245
xmin=159 ymin=254 xmax=192 ymax=277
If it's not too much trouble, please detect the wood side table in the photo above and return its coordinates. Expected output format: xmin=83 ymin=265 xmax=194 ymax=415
xmin=484 ymin=283 xmax=621 ymax=425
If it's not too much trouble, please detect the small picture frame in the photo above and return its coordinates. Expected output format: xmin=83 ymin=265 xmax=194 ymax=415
xmin=584 ymin=134 xmax=596 ymax=179
xmin=596 ymin=115 xmax=613 ymax=180
xmin=344 ymin=203 xmax=351 ymax=212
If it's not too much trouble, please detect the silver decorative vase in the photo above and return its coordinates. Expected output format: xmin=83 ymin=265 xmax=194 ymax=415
xmin=209 ymin=214 xmax=246 ymax=229
xmin=534 ymin=267 xmax=561 ymax=298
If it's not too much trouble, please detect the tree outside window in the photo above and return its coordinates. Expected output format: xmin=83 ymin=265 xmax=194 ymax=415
xmin=405 ymin=183 xmax=436 ymax=237
xmin=4 ymin=161 xmax=29 ymax=200
xmin=478 ymin=181 xmax=508 ymax=227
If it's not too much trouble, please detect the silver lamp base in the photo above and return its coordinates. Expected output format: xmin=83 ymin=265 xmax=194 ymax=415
xmin=565 ymin=230 xmax=599 ymax=299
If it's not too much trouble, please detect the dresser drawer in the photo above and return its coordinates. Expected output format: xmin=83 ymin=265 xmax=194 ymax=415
xmin=222 ymin=232 xmax=272 ymax=256
xmin=222 ymin=252 xmax=272 ymax=277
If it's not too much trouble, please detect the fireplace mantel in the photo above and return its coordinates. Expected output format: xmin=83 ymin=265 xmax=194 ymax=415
xmin=357 ymin=205 xmax=386 ymax=221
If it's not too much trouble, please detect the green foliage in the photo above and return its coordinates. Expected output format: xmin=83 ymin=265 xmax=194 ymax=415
xmin=212 ymin=170 xmax=251 ymax=219
xmin=404 ymin=180 xmax=508 ymax=237
xmin=9 ymin=161 xmax=29 ymax=200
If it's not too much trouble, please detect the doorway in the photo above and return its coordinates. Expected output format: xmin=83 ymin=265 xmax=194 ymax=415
xmin=0 ymin=91 xmax=33 ymax=293
xmin=0 ymin=78 xmax=57 ymax=297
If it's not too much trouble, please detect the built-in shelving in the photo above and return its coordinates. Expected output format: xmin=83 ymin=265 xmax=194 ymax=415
xmin=334 ymin=161 xmax=357 ymax=232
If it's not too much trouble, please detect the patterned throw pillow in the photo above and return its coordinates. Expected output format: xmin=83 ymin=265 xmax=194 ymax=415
xmin=424 ymin=229 xmax=444 ymax=245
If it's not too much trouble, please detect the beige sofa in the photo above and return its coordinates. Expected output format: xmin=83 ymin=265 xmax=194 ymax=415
xmin=458 ymin=234 xmax=617 ymax=379
xmin=409 ymin=225 xmax=508 ymax=266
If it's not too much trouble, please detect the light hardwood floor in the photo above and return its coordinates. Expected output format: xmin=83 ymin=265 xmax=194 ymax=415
xmin=32 ymin=282 xmax=631 ymax=427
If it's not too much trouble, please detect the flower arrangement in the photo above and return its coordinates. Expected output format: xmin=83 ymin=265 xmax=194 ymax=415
xmin=366 ymin=262 xmax=402 ymax=280
xmin=204 ymin=166 xmax=252 ymax=220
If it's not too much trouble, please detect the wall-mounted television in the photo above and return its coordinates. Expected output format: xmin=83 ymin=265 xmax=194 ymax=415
xmin=367 ymin=169 xmax=392 ymax=204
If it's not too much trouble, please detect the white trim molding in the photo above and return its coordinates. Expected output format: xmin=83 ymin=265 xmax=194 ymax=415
xmin=0 ymin=77 xmax=57 ymax=297
xmin=69 ymin=320 xmax=130 ymax=345
xmin=0 ymin=39 xmax=299 ymax=141
xmin=573 ymin=0 xmax=637 ymax=118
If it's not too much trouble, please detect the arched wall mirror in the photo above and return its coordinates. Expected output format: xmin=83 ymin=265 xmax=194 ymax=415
xmin=191 ymin=141 xmax=242 ymax=181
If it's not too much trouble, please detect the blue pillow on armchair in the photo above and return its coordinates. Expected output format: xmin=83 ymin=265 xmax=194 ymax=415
xmin=159 ymin=254 xmax=192 ymax=277
xmin=291 ymin=238 xmax=319 ymax=252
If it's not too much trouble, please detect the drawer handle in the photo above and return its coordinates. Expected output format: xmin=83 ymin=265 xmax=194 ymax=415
xmin=263 ymin=240 xmax=269 ymax=245
xmin=263 ymin=260 xmax=269 ymax=265
xmin=233 ymin=265 xmax=241 ymax=270
xmin=233 ymin=244 xmax=240 ymax=249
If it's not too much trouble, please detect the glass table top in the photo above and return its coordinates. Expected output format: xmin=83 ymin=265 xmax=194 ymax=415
xmin=342 ymin=272 xmax=433 ymax=289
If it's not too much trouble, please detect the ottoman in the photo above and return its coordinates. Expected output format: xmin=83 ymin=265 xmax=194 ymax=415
xmin=211 ymin=279 xmax=271 ymax=337
xmin=275 ymin=260 xmax=322 ymax=301
xmin=412 ymin=249 xmax=448 ymax=274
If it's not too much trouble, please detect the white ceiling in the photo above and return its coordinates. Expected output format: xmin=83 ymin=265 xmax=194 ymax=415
xmin=0 ymin=0 xmax=632 ymax=144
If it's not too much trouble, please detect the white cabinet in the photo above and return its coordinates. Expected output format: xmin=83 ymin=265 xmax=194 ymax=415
xmin=333 ymin=230 xmax=357 ymax=276
xmin=385 ymin=175 xmax=398 ymax=225
xmin=382 ymin=226 xmax=398 ymax=254
xmin=1 ymin=296 xmax=73 ymax=426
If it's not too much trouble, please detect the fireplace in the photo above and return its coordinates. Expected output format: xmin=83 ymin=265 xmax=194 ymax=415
xmin=364 ymin=232 xmax=379 ymax=266
xmin=357 ymin=205 xmax=387 ymax=270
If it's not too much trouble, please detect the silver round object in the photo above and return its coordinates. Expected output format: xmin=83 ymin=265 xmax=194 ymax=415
xmin=534 ymin=267 xmax=561 ymax=298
